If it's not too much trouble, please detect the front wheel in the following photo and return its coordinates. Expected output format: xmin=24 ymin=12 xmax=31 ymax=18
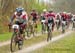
xmin=72 ymin=22 xmax=75 ymax=30
xmin=41 ymin=23 xmax=45 ymax=34
xmin=47 ymin=30 xmax=52 ymax=42
xmin=62 ymin=24 xmax=65 ymax=33
xmin=10 ymin=33 xmax=16 ymax=52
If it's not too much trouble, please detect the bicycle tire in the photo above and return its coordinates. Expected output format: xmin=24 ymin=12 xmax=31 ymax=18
xmin=10 ymin=33 xmax=16 ymax=52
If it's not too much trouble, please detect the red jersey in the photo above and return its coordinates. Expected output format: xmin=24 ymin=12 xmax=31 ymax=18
xmin=47 ymin=13 xmax=56 ymax=18
xmin=31 ymin=12 xmax=38 ymax=18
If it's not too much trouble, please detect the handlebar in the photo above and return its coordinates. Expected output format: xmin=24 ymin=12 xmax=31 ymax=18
xmin=8 ymin=24 xmax=12 ymax=32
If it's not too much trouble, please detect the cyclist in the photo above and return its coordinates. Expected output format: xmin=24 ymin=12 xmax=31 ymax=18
xmin=60 ymin=12 xmax=68 ymax=33
xmin=55 ymin=13 xmax=61 ymax=30
xmin=66 ymin=13 xmax=73 ymax=29
xmin=30 ymin=9 xmax=38 ymax=28
xmin=61 ymin=12 xmax=67 ymax=23
xmin=40 ymin=9 xmax=48 ymax=33
xmin=47 ymin=10 xmax=56 ymax=31
xmin=9 ymin=7 xmax=28 ymax=40
xmin=72 ymin=15 xmax=75 ymax=29
xmin=46 ymin=10 xmax=55 ymax=41
xmin=41 ymin=9 xmax=47 ymax=20
xmin=67 ymin=13 xmax=73 ymax=23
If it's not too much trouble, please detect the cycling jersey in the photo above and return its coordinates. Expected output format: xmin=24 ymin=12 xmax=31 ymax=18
xmin=61 ymin=13 xmax=68 ymax=21
xmin=10 ymin=11 xmax=28 ymax=24
xmin=31 ymin=12 xmax=38 ymax=21
xmin=46 ymin=12 xmax=56 ymax=31
xmin=47 ymin=13 xmax=55 ymax=23
xmin=41 ymin=12 xmax=48 ymax=20
xmin=10 ymin=11 xmax=28 ymax=33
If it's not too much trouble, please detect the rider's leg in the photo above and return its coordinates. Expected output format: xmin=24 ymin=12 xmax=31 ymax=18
xmin=20 ymin=23 xmax=26 ymax=40
xmin=52 ymin=22 xmax=55 ymax=31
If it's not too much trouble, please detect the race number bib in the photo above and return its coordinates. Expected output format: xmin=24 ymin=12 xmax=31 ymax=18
xmin=41 ymin=20 xmax=45 ymax=23
xmin=12 ymin=24 xmax=19 ymax=29
xmin=62 ymin=21 xmax=66 ymax=24
xmin=56 ymin=20 xmax=59 ymax=22
xmin=48 ymin=24 xmax=50 ymax=26
xmin=73 ymin=21 xmax=75 ymax=23
xmin=48 ymin=23 xmax=52 ymax=29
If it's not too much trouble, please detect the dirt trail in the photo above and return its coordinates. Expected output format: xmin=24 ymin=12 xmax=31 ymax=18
xmin=14 ymin=31 xmax=72 ymax=53
xmin=0 ymin=28 xmax=57 ymax=47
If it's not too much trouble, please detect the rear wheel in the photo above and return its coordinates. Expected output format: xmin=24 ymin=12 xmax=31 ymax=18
xmin=17 ymin=34 xmax=24 ymax=50
xmin=18 ymin=40 xmax=23 ymax=50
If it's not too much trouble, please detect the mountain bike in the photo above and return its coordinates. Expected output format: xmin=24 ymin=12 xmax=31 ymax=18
xmin=41 ymin=20 xmax=46 ymax=34
xmin=56 ymin=19 xmax=60 ymax=30
xmin=27 ymin=20 xmax=35 ymax=37
xmin=10 ymin=24 xmax=24 ymax=52
xmin=47 ymin=23 xmax=52 ymax=41
xmin=72 ymin=20 xmax=75 ymax=30
xmin=61 ymin=21 xmax=66 ymax=33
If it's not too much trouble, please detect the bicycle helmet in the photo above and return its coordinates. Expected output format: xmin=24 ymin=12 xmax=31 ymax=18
xmin=16 ymin=7 xmax=24 ymax=13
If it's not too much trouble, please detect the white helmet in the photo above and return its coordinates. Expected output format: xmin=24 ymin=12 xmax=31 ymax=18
xmin=63 ymin=12 xmax=67 ymax=14
xmin=43 ymin=9 xmax=47 ymax=12
xmin=57 ymin=13 xmax=60 ymax=15
xmin=73 ymin=15 xmax=75 ymax=17
xmin=67 ymin=12 xmax=71 ymax=15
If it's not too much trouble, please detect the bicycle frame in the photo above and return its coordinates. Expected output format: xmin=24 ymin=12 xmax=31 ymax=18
xmin=10 ymin=24 xmax=23 ymax=52
xmin=47 ymin=23 xmax=52 ymax=41
xmin=48 ymin=23 xmax=52 ymax=31
xmin=61 ymin=21 xmax=66 ymax=33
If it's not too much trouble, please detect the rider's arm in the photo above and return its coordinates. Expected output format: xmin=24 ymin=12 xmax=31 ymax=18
xmin=25 ymin=12 xmax=28 ymax=21
xmin=52 ymin=13 xmax=56 ymax=23
xmin=30 ymin=12 xmax=33 ymax=17
xmin=22 ymin=13 xmax=28 ymax=25
xmin=30 ymin=12 xmax=33 ymax=20
xmin=10 ymin=14 xmax=15 ymax=24
xmin=36 ymin=12 xmax=39 ymax=19
xmin=40 ymin=14 xmax=44 ymax=20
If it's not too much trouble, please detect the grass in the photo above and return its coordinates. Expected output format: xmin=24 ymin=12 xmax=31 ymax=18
xmin=32 ymin=32 xmax=75 ymax=53
xmin=0 ymin=32 xmax=12 ymax=42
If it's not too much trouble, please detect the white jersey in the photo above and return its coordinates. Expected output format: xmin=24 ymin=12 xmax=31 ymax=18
xmin=13 ymin=11 xmax=28 ymax=23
